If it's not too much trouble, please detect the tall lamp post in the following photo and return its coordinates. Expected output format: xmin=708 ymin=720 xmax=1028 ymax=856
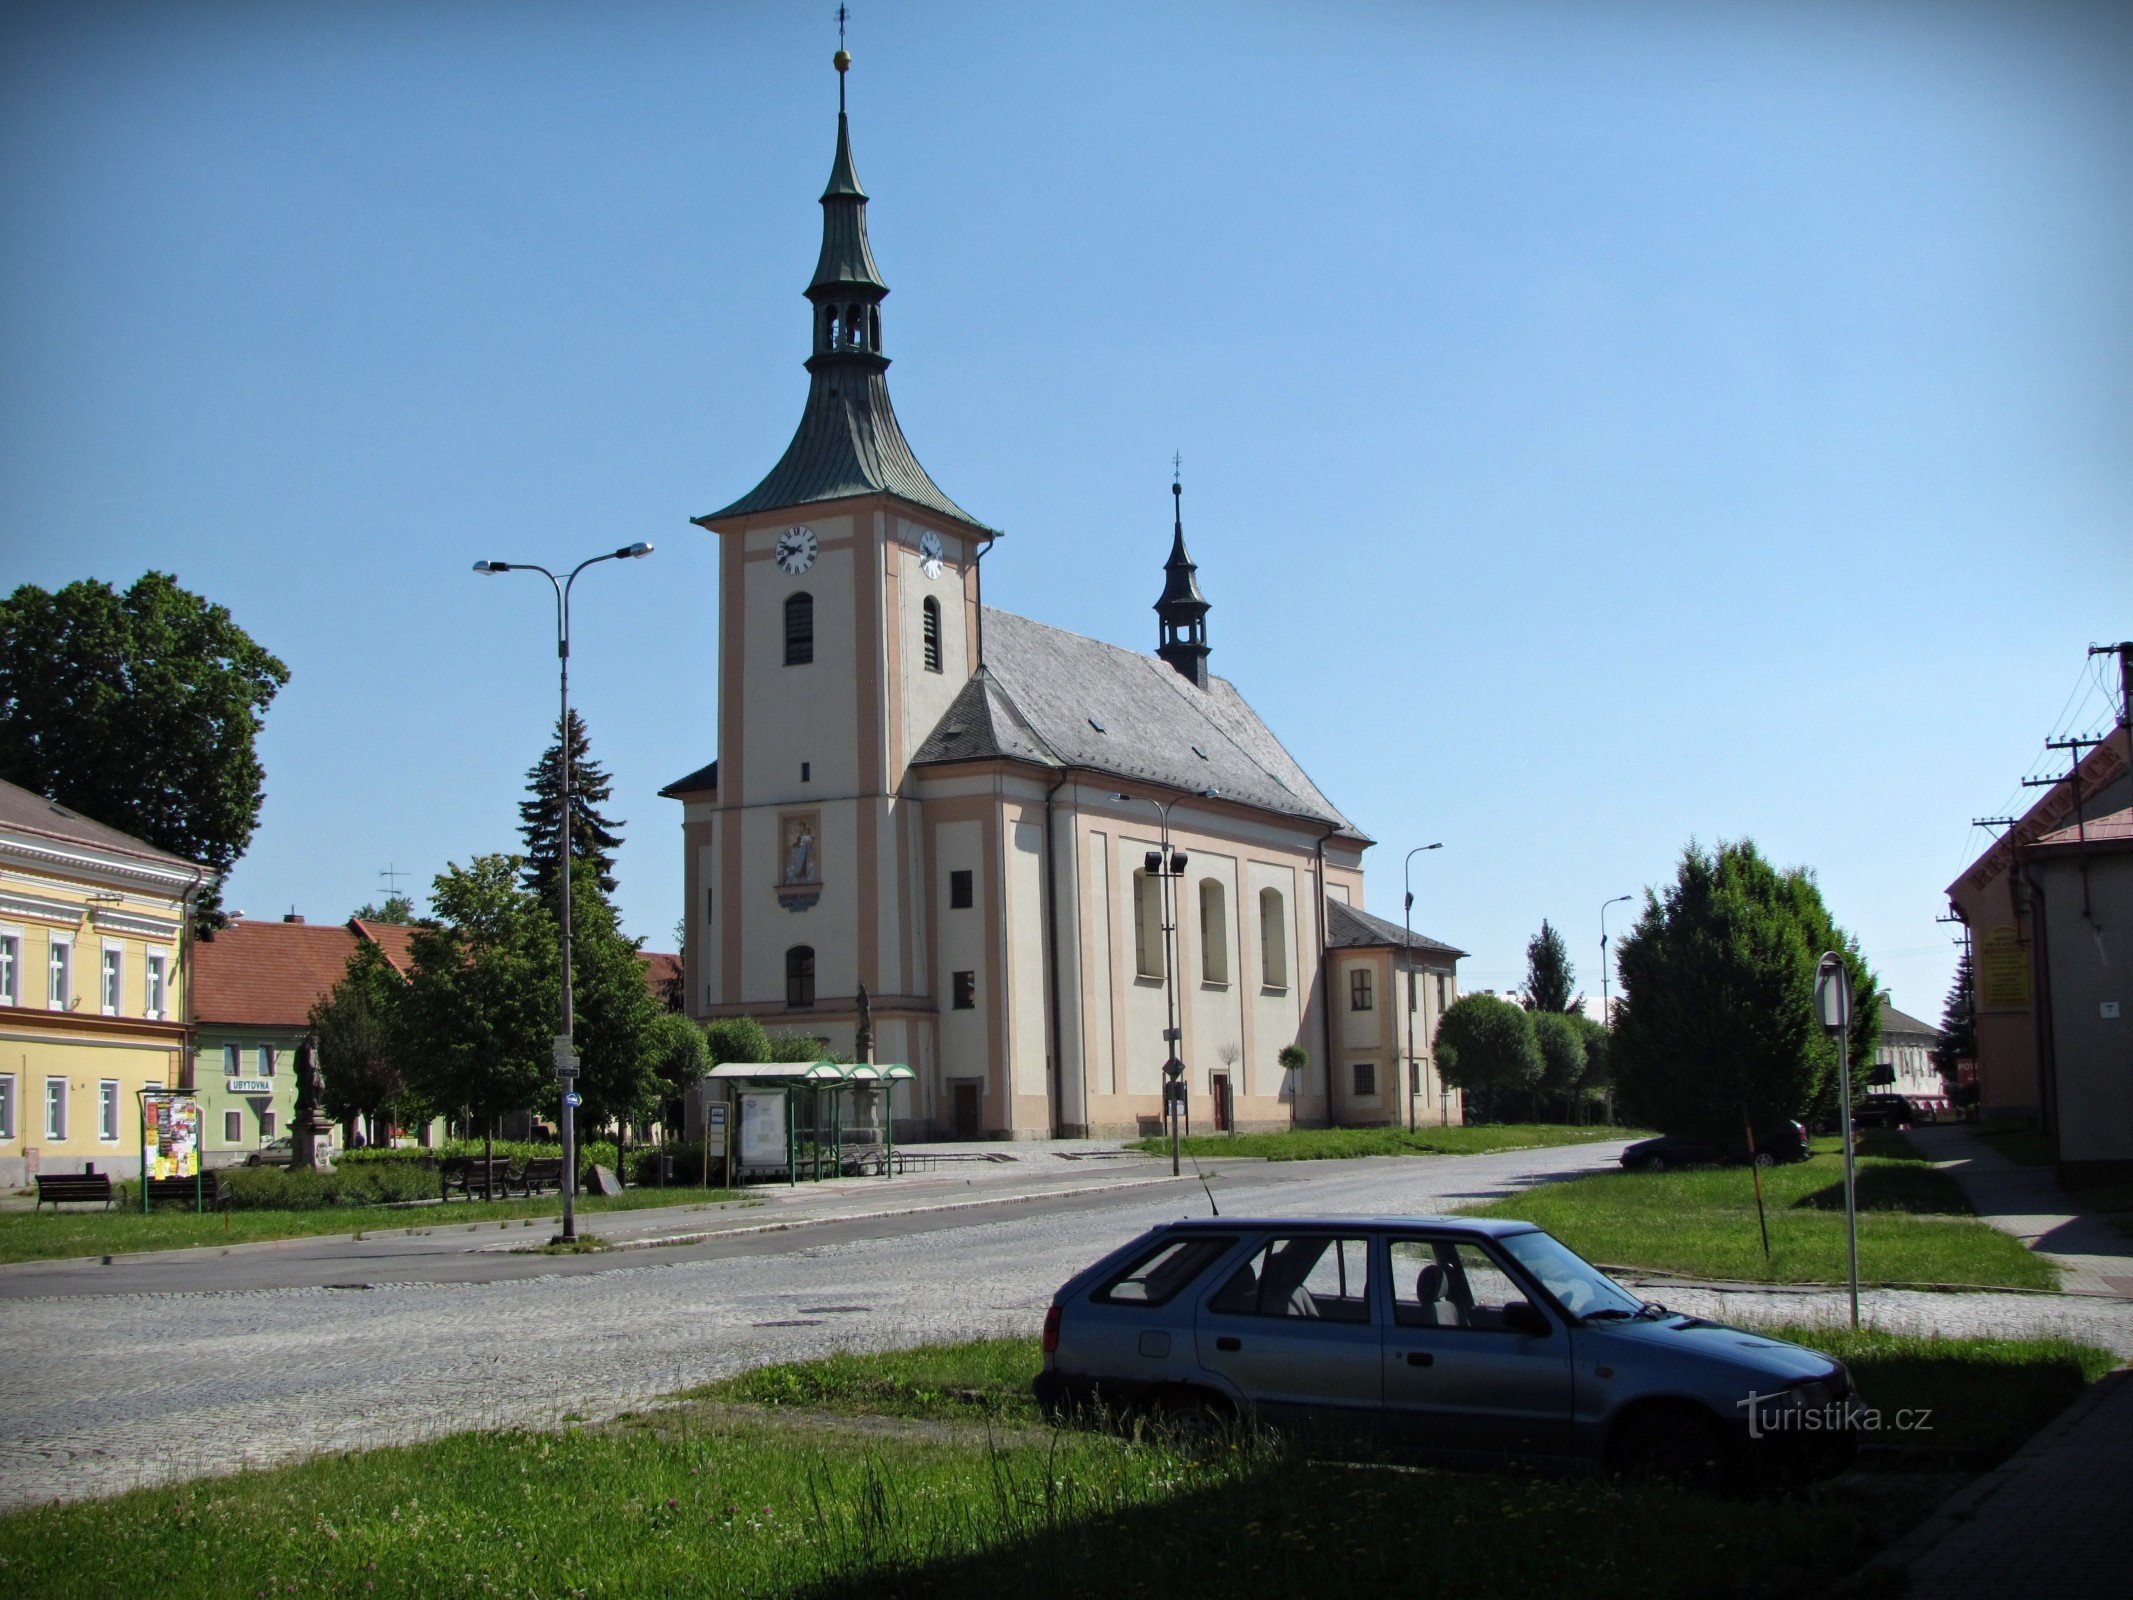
xmin=1815 ymin=951 xmax=1861 ymax=1328
xmin=474 ymin=542 xmax=653 ymax=1242
xmin=1116 ymin=788 xmax=1217 ymax=1176
xmin=1401 ymin=843 xmax=1443 ymax=1132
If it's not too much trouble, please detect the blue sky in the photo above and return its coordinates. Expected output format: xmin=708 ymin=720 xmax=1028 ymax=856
xmin=3 ymin=1 xmax=2127 ymax=1017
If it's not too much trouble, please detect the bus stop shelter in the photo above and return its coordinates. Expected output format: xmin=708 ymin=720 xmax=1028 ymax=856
xmin=703 ymin=1060 xmax=915 ymax=1185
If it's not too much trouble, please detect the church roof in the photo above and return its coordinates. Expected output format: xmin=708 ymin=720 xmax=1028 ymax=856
xmin=1324 ymin=900 xmax=1466 ymax=959
xmin=699 ymin=367 xmax=991 ymax=530
xmin=910 ymin=608 xmax=1365 ymax=839
xmin=659 ymin=759 xmax=719 ymax=797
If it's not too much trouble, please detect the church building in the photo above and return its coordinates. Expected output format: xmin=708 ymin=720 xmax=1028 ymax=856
xmin=665 ymin=55 xmax=1463 ymax=1138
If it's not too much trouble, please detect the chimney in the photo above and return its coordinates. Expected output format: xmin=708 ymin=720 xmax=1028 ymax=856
xmin=283 ymin=913 xmax=305 ymax=924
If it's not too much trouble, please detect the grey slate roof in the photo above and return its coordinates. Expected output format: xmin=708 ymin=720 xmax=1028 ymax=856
xmin=1879 ymin=1003 xmax=1942 ymax=1041
xmin=910 ymin=608 xmax=1364 ymax=839
xmin=1325 ymin=898 xmax=1466 ymax=959
xmin=810 ymin=113 xmax=884 ymax=292
xmin=659 ymin=759 xmax=718 ymax=798
xmin=0 ymin=776 xmax=200 ymax=871
xmin=700 ymin=367 xmax=992 ymax=530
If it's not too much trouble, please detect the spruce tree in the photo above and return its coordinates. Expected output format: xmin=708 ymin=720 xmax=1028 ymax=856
xmin=517 ymin=709 xmax=624 ymax=900
xmin=1522 ymin=920 xmax=1578 ymax=1012
xmin=1933 ymin=951 xmax=1977 ymax=1089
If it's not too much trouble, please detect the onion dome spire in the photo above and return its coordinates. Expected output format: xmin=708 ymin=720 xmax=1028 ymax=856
xmin=698 ymin=28 xmax=988 ymax=531
xmin=1155 ymin=461 xmax=1211 ymax=689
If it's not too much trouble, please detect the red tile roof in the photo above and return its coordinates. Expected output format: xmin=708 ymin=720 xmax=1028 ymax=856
xmin=193 ymin=917 xmax=419 ymax=1028
xmin=641 ymin=950 xmax=681 ymax=1001
xmin=2034 ymin=805 xmax=2133 ymax=848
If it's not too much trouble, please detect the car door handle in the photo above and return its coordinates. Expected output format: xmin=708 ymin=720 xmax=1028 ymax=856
xmin=1405 ymin=1351 xmax=1434 ymax=1367
xmin=1215 ymin=1336 xmax=1242 ymax=1352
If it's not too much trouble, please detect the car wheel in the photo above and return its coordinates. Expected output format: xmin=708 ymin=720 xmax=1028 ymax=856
xmin=1643 ymin=1154 xmax=1667 ymax=1172
xmin=1610 ymin=1405 xmax=1733 ymax=1493
xmin=1752 ymin=1151 xmax=1776 ymax=1169
xmin=1145 ymin=1392 xmax=1235 ymax=1454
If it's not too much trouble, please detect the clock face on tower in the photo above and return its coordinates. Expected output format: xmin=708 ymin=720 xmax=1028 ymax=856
xmin=918 ymin=529 xmax=943 ymax=579
xmin=775 ymin=525 xmax=818 ymax=575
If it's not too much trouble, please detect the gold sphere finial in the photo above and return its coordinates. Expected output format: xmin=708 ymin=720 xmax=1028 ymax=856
xmin=834 ymin=48 xmax=851 ymax=73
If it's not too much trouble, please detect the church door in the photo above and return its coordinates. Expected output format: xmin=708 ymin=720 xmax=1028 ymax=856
xmin=1211 ymin=1074 xmax=1233 ymax=1133
xmin=952 ymin=1082 xmax=982 ymax=1140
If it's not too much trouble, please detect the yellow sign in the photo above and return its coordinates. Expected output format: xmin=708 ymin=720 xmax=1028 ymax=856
xmin=1976 ymin=925 xmax=2032 ymax=1012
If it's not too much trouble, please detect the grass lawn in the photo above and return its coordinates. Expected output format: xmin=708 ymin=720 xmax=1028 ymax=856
xmin=1463 ymin=1135 xmax=2055 ymax=1290
xmin=0 ymin=1186 xmax=742 ymax=1266
xmin=3 ymin=1328 xmax=2110 ymax=1600
xmin=1131 ymin=1122 xmax=1646 ymax=1161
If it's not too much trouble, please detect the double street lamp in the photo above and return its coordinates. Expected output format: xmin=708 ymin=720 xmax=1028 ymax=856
xmin=1115 ymin=788 xmax=1217 ymax=1177
xmin=1401 ymin=843 xmax=1443 ymax=1132
xmin=474 ymin=542 xmax=653 ymax=1242
xmin=1599 ymin=895 xmax=1633 ymax=1124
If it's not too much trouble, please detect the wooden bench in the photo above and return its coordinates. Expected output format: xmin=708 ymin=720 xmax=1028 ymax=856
xmin=439 ymin=1156 xmax=511 ymax=1201
xmin=33 ymin=1172 xmax=113 ymax=1211
xmin=144 ymin=1173 xmax=223 ymax=1211
xmin=511 ymin=1157 xmax=570 ymax=1197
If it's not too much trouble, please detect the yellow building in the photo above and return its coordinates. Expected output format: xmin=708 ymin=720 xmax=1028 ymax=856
xmin=0 ymin=778 xmax=206 ymax=1183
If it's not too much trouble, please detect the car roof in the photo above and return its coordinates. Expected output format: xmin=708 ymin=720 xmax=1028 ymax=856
xmin=1157 ymin=1215 xmax=1540 ymax=1237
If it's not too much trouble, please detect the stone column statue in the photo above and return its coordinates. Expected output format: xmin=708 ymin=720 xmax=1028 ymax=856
xmin=854 ymin=983 xmax=874 ymax=1065
xmin=291 ymin=1033 xmax=329 ymax=1170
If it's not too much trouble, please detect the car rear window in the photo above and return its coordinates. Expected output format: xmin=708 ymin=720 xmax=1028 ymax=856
xmin=1091 ymin=1235 xmax=1236 ymax=1307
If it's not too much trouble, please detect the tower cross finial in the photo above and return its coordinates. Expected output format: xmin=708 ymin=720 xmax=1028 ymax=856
xmin=834 ymin=6 xmax=851 ymax=113
xmin=1172 ymin=450 xmax=1182 ymax=487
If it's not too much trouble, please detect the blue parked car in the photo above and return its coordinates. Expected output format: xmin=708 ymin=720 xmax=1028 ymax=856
xmin=1033 ymin=1216 xmax=1857 ymax=1490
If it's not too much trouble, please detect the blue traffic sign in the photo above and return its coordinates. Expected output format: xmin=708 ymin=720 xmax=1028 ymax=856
xmin=562 ymin=1092 xmax=582 ymax=1107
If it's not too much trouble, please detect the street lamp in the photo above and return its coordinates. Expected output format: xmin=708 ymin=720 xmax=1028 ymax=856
xmin=1401 ymin=843 xmax=1443 ymax=1132
xmin=1115 ymin=787 xmax=1217 ymax=1176
xmin=475 ymin=541 xmax=653 ymax=1242
xmin=1599 ymin=895 xmax=1632 ymax=1124
xmin=1815 ymin=951 xmax=1861 ymax=1328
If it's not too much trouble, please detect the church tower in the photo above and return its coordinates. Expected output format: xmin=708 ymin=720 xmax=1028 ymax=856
xmin=1155 ymin=475 xmax=1212 ymax=689
xmin=673 ymin=42 xmax=997 ymax=1081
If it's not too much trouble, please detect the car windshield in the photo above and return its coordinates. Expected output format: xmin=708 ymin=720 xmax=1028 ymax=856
xmin=1499 ymin=1230 xmax=1646 ymax=1321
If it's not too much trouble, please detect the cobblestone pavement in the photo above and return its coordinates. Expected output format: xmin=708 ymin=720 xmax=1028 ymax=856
xmin=6 ymin=1137 xmax=2131 ymax=1513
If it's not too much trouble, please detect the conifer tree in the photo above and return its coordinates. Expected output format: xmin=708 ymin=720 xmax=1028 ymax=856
xmin=517 ymin=710 xmax=623 ymax=900
xmin=1933 ymin=950 xmax=1977 ymax=1089
xmin=1522 ymin=920 xmax=1578 ymax=1012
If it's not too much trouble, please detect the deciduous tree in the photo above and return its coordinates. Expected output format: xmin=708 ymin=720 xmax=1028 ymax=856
xmin=1530 ymin=1010 xmax=1588 ymax=1120
xmin=311 ymin=940 xmax=414 ymax=1143
xmin=1434 ymin=994 xmax=1544 ymax=1117
xmin=0 ymin=573 xmax=289 ymax=927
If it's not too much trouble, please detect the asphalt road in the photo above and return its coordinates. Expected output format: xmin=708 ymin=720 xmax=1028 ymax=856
xmin=5 ymin=1138 xmax=2129 ymax=1511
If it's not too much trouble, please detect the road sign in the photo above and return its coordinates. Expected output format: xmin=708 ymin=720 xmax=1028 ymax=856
xmin=562 ymin=1092 xmax=582 ymax=1108
xmin=1162 ymin=1027 xmax=1181 ymax=1043
xmin=1162 ymin=1057 xmax=1184 ymax=1081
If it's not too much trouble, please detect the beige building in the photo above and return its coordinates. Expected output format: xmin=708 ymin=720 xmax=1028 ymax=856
xmin=0 ymin=778 xmax=205 ymax=1183
xmin=665 ymin=72 xmax=1461 ymax=1139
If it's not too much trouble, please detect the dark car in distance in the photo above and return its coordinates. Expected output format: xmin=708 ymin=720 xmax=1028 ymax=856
xmin=1619 ymin=1120 xmax=1809 ymax=1172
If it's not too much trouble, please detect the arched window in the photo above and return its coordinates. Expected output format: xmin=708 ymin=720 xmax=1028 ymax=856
xmin=867 ymin=306 xmax=880 ymax=348
xmin=1199 ymin=880 xmax=1228 ymax=985
xmin=785 ymin=946 xmax=815 ymax=1008
xmin=1132 ymin=871 xmax=1165 ymax=980
xmin=921 ymin=596 xmax=942 ymax=673
xmin=826 ymin=308 xmax=842 ymax=346
xmin=1259 ymin=889 xmax=1287 ymax=990
xmin=846 ymin=304 xmax=863 ymax=347
xmin=784 ymin=592 xmax=813 ymax=666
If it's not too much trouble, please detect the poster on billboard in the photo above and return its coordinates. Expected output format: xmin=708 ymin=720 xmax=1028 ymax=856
xmin=149 ymin=1096 xmax=202 ymax=1179
xmin=739 ymin=1089 xmax=787 ymax=1168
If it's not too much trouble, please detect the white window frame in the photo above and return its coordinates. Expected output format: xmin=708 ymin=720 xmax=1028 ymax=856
xmin=223 ymin=1044 xmax=241 ymax=1077
xmin=0 ymin=927 xmax=21 ymax=1006
xmin=224 ymin=1108 xmax=243 ymax=1144
xmin=260 ymin=1108 xmax=278 ymax=1139
xmin=261 ymin=1044 xmax=278 ymax=1077
xmin=98 ymin=1079 xmax=120 ymax=1141
xmin=101 ymin=943 xmax=124 ymax=1016
xmin=48 ymin=935 xmax=72 ymax=1011
xmin=0 ymin=1074 xmax=15 ymax=1141
xmin=45 ymin=1076 xmax=67 ymax=1141
xmin=145 ymin=950 xmax=168 ymax=1020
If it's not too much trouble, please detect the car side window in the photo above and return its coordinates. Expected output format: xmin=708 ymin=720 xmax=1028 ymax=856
xmin=1092 ymin=1236 xmax=1236 ymax=1307
xmin=1389 ymin=1239 xmax=1527 ymax=1331
xmin=1208 ymin=1235 xmax=1373 ymax=1324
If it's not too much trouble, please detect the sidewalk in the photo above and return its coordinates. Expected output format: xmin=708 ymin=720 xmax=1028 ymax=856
xmin=1875 ymin=1364 xmax=2133 ymax=1598
xmin=1906 ymin=1123 xmax=2133 ymax=1297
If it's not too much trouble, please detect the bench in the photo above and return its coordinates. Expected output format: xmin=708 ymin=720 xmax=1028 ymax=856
xmin=439 ymin=1156 xmax=512 ymax=1201
xmin=511 ymin=1157 xmax=571 ymax=1197
xmin=33 ymin=1173 xmax=113 ymax=1211
xmin=143 ymin=1173 xmax=224 ymax=1211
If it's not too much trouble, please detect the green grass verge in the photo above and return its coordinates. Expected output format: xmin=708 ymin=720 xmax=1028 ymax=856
xmin=1973 ymin=1118 xmax=2057 ymax=1168
xmin=5 ymin=1327 xmax=2109 ymax=1599
xmin=1463 ymin=1142 xmax=2055 ymax=1289
xmin=0 ymin=1186 xmax=741 ymax=1265
xmin=697 ymin=1336 xmax=1047 ymax=1425
xmin=1129 ymin=1122 xmax=1646 ymax=1161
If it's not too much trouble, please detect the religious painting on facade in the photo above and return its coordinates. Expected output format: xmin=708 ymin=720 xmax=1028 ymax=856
xmin=780 ymin=811 xmax=821 ymax=887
